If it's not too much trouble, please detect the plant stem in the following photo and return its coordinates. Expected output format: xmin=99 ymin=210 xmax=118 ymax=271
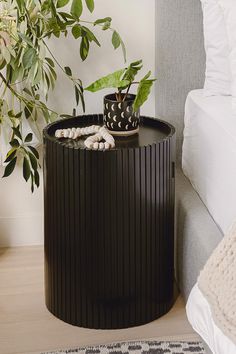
xmin=79 ymin=19 xmax=116 ymax=32
xmin=42 ymin=40 xmax=65 ymax=74
xmin=115 ymin=92 xmax=119 ymax=102
xmin=43 ymin=40 xmax=83 ymax=87
xmin=123 ymin=84 xmax=131 ymax=102
xmin=116 ymin=90 xmax=123 ymax=102
xmin=122 ymin=82 xmax=140 ymax=101
xmin=10 ymin=78 xmax=27 ymax=86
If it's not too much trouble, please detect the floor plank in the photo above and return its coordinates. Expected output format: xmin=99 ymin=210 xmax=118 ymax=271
xmin=0 ymin=246 xmax=199 ymax=354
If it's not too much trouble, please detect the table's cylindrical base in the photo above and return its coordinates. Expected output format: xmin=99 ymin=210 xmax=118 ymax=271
xmin=44 ymin=116 xmax=175 ymax=329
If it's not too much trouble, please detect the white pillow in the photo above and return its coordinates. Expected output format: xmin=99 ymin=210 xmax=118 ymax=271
xmin=218 ymin=0 xmax=236 ymax=113
xmin=201 ymin=0 xmax=231 ymax=96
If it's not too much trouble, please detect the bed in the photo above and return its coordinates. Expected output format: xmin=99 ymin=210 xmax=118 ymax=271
xmin=182 ymin=90 xmax=236 ymax=353
xmin=182 ymin=89 xmax=236 ymax=234
xmin=155 ymin=1 xmax=235 ymax=353
xmin=186 ymin=285 xmax=236 ymax=354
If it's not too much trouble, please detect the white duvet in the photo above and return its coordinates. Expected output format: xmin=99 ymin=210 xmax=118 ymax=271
xmin=182 ymin=89 xmax=236 ymax=234
xmin=187 ymin=285 xmax=236 ymax=354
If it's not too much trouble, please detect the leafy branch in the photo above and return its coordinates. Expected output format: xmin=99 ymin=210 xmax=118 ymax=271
xmin=0 ymin=0 xmax=126 ymax=190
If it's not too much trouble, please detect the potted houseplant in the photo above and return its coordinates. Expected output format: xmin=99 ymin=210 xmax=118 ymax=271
xmin=85 ymin=60 xmax=155 ymax=136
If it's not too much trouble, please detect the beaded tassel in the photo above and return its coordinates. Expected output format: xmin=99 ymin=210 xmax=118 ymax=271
xmin=55 ymin=125 xmax=115 ymax=150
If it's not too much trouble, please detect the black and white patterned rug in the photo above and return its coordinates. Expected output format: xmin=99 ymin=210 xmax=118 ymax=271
xmin=42 ymin=340 xmax=205 ymax=354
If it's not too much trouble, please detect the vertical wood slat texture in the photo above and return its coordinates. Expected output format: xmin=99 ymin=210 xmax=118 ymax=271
xmin=44 ymin=115 xmax=175 ymax=329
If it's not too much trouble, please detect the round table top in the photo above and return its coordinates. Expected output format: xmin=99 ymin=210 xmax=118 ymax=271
xmin=44 ymin=114 xmax=175 ymax=150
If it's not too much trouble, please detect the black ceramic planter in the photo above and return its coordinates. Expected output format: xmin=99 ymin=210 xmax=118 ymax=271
xmin=104 ymin=93 xmax=140 ymax=136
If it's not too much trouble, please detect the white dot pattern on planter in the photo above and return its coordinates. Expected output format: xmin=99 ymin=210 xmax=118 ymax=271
xmin=104 ymin=96 xmax=140 ymax=132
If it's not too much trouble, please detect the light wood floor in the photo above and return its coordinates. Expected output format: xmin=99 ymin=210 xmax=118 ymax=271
xmin=0 ymin=246 xmax=199 ymax=354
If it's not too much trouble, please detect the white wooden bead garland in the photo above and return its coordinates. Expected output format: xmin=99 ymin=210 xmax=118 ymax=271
xmin=55 ymin=125 xmax=115 ymax=150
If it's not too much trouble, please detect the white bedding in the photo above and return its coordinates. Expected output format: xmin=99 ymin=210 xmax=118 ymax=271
xmin=186 ymin=284 xmax=236 ymax=354
xmin=182 ymin=89 xmax=236 ymax=233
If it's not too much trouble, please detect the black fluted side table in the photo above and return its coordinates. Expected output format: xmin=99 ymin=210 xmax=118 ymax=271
xmin=43 ymin=115 xmax=176 ymax=329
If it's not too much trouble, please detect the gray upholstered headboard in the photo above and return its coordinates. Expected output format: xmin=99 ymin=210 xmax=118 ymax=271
xmin=155 ymin=0 xmax=205 ymax=160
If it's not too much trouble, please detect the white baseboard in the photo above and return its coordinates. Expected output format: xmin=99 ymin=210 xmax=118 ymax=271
xmin=0 ymin=165 xmax=44 ymax=247
xmin=0 ymin=213 xmax=43 ymax=247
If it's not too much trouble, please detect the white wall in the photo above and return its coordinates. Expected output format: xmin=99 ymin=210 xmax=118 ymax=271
xmin=0 ymin=0 xmax=155 ymax=247
xmin=48 ymin=0 xmax=156 ymax=116
xmin=0 ymin=166 xmax=44 ymax=246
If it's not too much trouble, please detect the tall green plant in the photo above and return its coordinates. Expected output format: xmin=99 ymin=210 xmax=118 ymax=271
xmin=0 ymin=0 xmax=125 ymax=191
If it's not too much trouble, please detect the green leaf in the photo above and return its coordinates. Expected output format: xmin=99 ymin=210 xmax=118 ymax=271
xmin=2 ymin=157 xmax=17 ymax=178
xmin=24 ymin=106 xmax=33 ymax=119
xmin=80 ymin=92 xmax=85 ymax=112
xmin=18 ymin=33 xmax=34 ymax=48
xmin=121 ymin=39 xmax=127 ymax=62
xmin=140 ymin=71 xmax=152 ymax=81
xmin=8 ymin=110 xmax=15 ymax=118
xmin=112 ymin=32 xmax=126 ymax=62
xmin=25 ymin=133 xmax=33 ymax=143
xmin=34 ymin=65 xmax=42 ymax=85
xmin=29 ymin=153 xmax=38 ymax=171
xmin=48 ymin=65 xmax=57 ymax=81
xmin=58 ymin=11 xmax=75 ymax=20
xmin=64 ymin=66 xmax=72 ymax=76
xmin=28 ymin=146 xmax=39 ymax=159
xmin=82 ymin=26 xmax=100 ymax=46
xmin=44 ymin=75 xmax=50 ymax=90
xmin=85 ymin=0 xmax=94 ymax=12
xmin=4 ymin=149 xmax=17 ymax=163
xmin=34 ymin=170 xmax=40 ymax=188
xmin=15 ymin=111 xmax=23 ymax=118
xmin=94 ymin=17 xmax=112 ymax=26
xmin=57 ymin=0 xmax=70 ymax=8
xmin=0 ymin=59 xmax=6 ymax=70
xmin=22 ymin=48 xmax=37 ymax=69
xmin=75 ymin=84 xmax=85 ymax=111
xmin=53 ymin=30 xmax=61 ymax=38
xmin=11 ymin=67 xmax=20 ymax=83
xmin=74 ymin=85 xmax=80 ymax=105
xmin=31 ymin=173 xmax=34 ymax=193
xmin=10 ymin=139 xmax=20 ymax=148
xmin=71 ymin=0 xmax=83 ymax=19
xmin=72 ymin=24 xmax=82 ymax=39
xmin=45 ymin=57 xmax=55 ymax=67
xmin=102 ymin=21 xmax=111 ymax=31
xmin=122 ymin=60 xmax=143 ymax=83
xmin=50 ymin=0 xmax=58 ymax=16
xmin=80 ymin=36 xmax=90 ymax=61
xmin=112 ymin=31 xmax=121 ymax=49
xmin=23 ymin=88 xmax=32 ymax=96
xmin=85 ymin=69 xmax=129 ymax=92
xmin=133 ymin=72 xmax=156 ymax=112
xmin=23 ymin=157 xmax=31 ymax=182
xmin=50 ymin=112 xmax=58 ymax=122
xmin=12 ymin=126 xmax=22 ymax=140
xmin=15 ymin=0 xmax=24 ymax=12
